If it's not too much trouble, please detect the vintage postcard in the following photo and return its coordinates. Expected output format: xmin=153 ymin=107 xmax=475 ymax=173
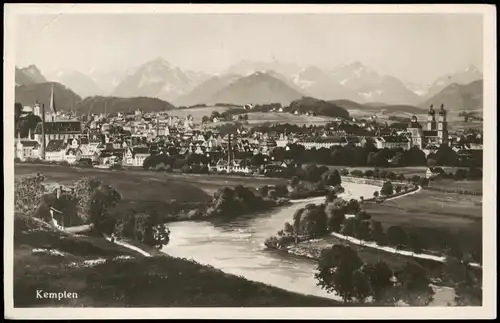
xmin=3 ymin=3 xmax=496 ymax=320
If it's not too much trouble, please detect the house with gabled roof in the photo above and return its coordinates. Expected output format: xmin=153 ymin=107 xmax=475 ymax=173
xmin=124 ymin=146 xmax=151 ymax=167
xmin=44 ymin=140 xmax=67 ymax=162
xmin=16 ymin=138 xmax=40 ymax=161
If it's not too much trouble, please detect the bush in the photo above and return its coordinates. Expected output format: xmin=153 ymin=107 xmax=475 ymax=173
xmin=340 ymin=169 xmax=350 ymax=176
xmin=454 ymin=168 xmax=467 ymax=180
xmin=350 ymin=170 xmax=363 ymax=177
xmin=380 ymin=181 xmax=394 ymax=196
xmin=364 ymin=170 xmax=374 ymax=178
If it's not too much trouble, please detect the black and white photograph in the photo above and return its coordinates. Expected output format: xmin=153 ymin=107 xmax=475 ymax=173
xmin=3 ymin=3 xmax=496 ymax=320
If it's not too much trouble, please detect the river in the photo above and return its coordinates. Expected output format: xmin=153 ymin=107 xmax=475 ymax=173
xmin=161 ymin=182 xmax=455 ymax=305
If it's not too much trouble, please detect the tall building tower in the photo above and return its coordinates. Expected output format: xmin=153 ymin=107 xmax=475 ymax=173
xmin=49 ymin=84 xmax=57 ymax=122
xmin=407 ymin=115 xmax=423 ymax=148
xmin=427 ymin=104 xmax=436 ymax=131
xmin=33 ymin=101 xmax=41 ymax=118
xmin=437 ymin=104 xmax=448 ymax=144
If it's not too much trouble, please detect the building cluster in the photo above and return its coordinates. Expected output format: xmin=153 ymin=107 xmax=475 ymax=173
xmin=15 ymin=88 xmax=483 ymax=172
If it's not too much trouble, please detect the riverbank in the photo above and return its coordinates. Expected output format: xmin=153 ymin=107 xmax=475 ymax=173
xmin=14 ymin=213 xmax=347 ymax=307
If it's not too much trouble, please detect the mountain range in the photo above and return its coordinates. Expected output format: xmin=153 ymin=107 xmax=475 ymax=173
xmin=14 ymin=60 xmax=484 ymax=113
xmin=111 ymin=58 xmax=202 ymax=102
xmin=46 ymin=69 xmax=104 ymax=99
xmin=15 ymin=65 xmax=47 ymax=86
xmin=419 ymin=79 xmax=483 ymax=111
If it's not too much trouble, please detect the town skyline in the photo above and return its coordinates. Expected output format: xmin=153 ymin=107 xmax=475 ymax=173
xmin=16 ymin=13 xmax=483 ymax=85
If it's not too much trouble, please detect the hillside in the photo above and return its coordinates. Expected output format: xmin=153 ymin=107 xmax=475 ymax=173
xmin=207 ymin=72 xmax=305 ymax=105
xmin=15 ymin=82 xmax=82 ymax=111
xmin=420 ymin=80 xmax=483 ymax=111
xmin=328 ymin=99 xmax=425 ymax=115
xmin=290 ymin=97 xmax=350 ymax=119
xmin=75 ymin=96 xmax=176 ymax=115
xmin=47 ymin=69 xmax=104 ymax=99
xmin=14 ymin=213 xmax=341 ymax=307
xmin=172 ymin=74 xmax=242 ymax=106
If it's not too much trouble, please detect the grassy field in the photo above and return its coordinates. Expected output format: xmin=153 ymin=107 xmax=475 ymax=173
xmin=15 ymin=164 xmax=288 ymax=197
xmin=362 ymin=189 xmax=482 ymax=255
xmin=13 ymin=214 xmax=343 ymax=307
xmin=426 ymin=179 xmax=482 ymax=194
xmin=15 ymin=164 xmax=212 ymax=203
xmin=245 ymin=112 xmax=335 ymax=126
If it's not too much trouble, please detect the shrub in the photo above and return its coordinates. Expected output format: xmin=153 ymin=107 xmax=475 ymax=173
xmin=454 ymin=168 xmax=467 ymax=180
xmin=380 ymin=181 xmax=394 ymax=196
xmin=364 ymin=170 xmax=374 ymax=178
xmin=350 ymin=170 xmax=363 ymax=177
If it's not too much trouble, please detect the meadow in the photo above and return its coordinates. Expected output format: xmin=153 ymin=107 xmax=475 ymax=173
xmin=14 ymin=214 xmax=343 ymax=307
xmin=362 ymin=189 xmax=482 ymax=257
xmin=14 ymin=164 xmax=288 ymax=197
xmin=363 ymin=189 xmax=481 ymax=229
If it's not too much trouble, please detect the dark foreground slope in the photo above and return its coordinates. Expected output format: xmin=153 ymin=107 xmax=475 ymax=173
xmin=14 ymin=214 xmax=344 ymax=307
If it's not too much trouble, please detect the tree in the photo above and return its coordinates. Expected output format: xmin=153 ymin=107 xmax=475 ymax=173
xmin=380 ymin=181 xmax=394 ymax=196
xmin=407 ymin=232 xmax=424 ymax=254
xmin=345 ymin=199 xmax=361 ymax=214
xmin=116 ymin=212 xmax=171 ymax=249
xmin=322 ymin=170 xmax=342 ymax=186
xmin=14 ymin=102 xmax=23 ymax=124
xmin=325 ymin=203 xmax=345 ymax=233
xmin=315 ymin=245 xmax=364 ymax=302
xmin=72 ymin=177 xmax=122 ymax=234
xmin=362 ymin=261 xmax=395 ymax=304
xmin=325 ymin=190 xmax=337 ymax=203
xmin=341 ymin=217 xmax=356 ymax=237
xmin=14 ymin=173 xmax=46 ymax=217
xmin=290 ymin=176 xmax=300 ymax=188
xmin=454 ymin=168 xmax=467 ymax=180
xmin=370 ymin=220 xmax=386 ymax=245
xmin=297 ymin=205 xmax=328 ymax=239
xmin=443 ymin=257 xmax=482 ymax=306
xmin=394 ymin=261 xmax=434 ymax=306
xmin=386 ymin=226 xmax=407 ymax=249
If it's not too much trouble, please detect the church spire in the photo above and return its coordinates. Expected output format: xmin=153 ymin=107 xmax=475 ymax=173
xmin=49 ymin=84 xmax=56 ymax=122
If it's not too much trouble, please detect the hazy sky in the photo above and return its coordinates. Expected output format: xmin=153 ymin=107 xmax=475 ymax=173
xmin=15 ymin=13 xmax=483 ymax=84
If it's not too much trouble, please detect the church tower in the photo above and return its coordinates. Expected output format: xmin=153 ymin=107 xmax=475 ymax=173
xmin=49 ymin=84 xmax=57 ymax=122
xmin=407 ymin=115 xmax=423 ymax=148
xmin=427 ymin=104 xmax=436 ymax=131
xmin=437 ymin=104 xmax=448 ymax=144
